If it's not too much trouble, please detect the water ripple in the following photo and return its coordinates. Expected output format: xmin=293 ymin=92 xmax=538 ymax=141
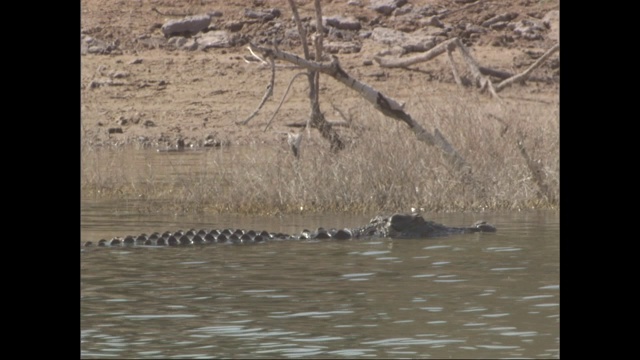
xmin=122 ymin=314 xmax=197 ymax=320
xmin=485 ymin=247 xmax=522 ymax=252
xmin=362 ymin=338 xmax=465 ymax=346
xmin=500 ymin=331 xmax=538 ymax=337
xmin=522 ymin=295 xmax=554 ymax=300
xmin=539 ymin=285 xmax=560 ymax=290
xmin=481 ymin=313 xmax=510 ymax=318
xmin=423 ymin=245 xmax=452 ymax=250
xmin=269 ymin=310 xmax=353 ymax=319
xmin=327 ymin=349 xmax=376 ymax=357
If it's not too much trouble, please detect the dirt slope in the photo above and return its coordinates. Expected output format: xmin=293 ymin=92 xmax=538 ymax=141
xmin=81 ymin=0 xmax=559 ymax=150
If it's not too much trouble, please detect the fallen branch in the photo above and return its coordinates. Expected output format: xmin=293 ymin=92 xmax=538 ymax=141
xmin=495 ymin=43 xmax=559 ymax=91
xmin=478 ymin=66 xmax=513 ymax=80
xmin=374 ymin=38 xmax=456 ymax=68
xmin=375 ymin=38 xmax=499 ymax=99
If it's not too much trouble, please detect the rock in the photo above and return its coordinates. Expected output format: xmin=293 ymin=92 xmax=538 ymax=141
xmin=161 ymin=14 xmax=212 ymax=38
xmin=285 ymin=27 xmax=300 ymax=40
xmin=81 ymin=34 xmax=120 ymax=55
xmin=323 ymin=15 xmax=361 ymax=31
xmin=183 ymin=39 xmax=199 ymax=51
xmin=543 ymin=10 xmax=560 ymax=42
xmin=110 ymin=71 xmax=129 ymax=79
xmin=134 ymin=35 xmax=167 ymax=50
xmin=427 ymin=16 xmax=445 ymax=28
xmin=465 ymin=24 xmax=487 ymax=35
xmin=481 ymin=12 xmax=518 ymax=28
xmin=167 ymin=36 xmax=199 ymax=51
xmin=513 ymin=19 xmax=546 ymax=41
xmin=489 ymin=22 xmax=509 ymax=31
xmin=370 ymin=0 xmax=408 ymax=16
xmin=393 ymin=4 xmax=413 ymax=16
xmin=323 ymin=41 xmax=362 ymax=54
xmin=244 ymin=8 xmax=281 ymax=22
xmin=371 ymin=27 xmax=436 ymax=54
xmin=226 ymin=21 xmax=244 ymax=32
xmin=168 ymin=36 xmax=188 ymax=48
xmin=196 ymin=30 xmax=231 ymax=50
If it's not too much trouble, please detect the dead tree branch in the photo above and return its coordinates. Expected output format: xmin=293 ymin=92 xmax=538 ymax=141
xmin=516 ymin=132 xmax=550 ymax=201
xmin=248 ymin=42 xmax=469 ymax=171
xmin=286 ymin=0 xmax=344 ymax=152
xmin=446 ymin=45 xmax=463 ymax=87
xmin=454 ymin=39 xmax=498 ymax=98
xmin=263 ymin=72 xmax=308 ymax=131
xmin=374 ymin=38 xmax=456 ymax=68
xmin=488 ymin=114 xmax=552 ymax=202
xmin=495 ymin=43 xmax=560 ymax=91
xmin=236 ymin=56 xmax=276 ymax=125
xmin=375 ymin=38 xmax=498 ymax=98
xmin=376 ymin=38 xmax=558 ymax=96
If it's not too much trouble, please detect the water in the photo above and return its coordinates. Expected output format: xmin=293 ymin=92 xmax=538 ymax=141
xmin=81 ymin=205 xmax=559 ymax=359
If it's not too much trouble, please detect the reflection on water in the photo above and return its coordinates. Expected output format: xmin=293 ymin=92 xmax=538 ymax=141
xmin=81 ymin=204 xmax=559 ymax=359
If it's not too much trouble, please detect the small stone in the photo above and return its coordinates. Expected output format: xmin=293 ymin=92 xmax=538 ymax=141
xmin=161 ymin=14 xmax=212 ymax=38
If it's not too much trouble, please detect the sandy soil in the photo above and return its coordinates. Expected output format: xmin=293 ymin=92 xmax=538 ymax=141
xmin=81 ymin=0 xmax=559 ymax=151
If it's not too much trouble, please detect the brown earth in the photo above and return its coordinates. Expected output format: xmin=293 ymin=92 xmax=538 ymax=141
xmin=81 ymin=0 xmax=559 ymax=151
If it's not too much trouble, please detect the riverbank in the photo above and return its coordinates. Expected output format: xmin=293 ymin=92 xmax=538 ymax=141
xmin=81 ymin=0 xmax=559 ymax=214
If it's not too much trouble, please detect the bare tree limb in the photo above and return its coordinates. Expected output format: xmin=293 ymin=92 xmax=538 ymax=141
xmin=516 ymin=131 xmax=550 ymax=201
xmin=377 ymin=37 xmax=558 ymax=97
xmin=248 ymin=42 xmax=468 ymax=170
xmin=263 ymin=72 xmax=308 ymax=131
xmin=488 ymin=113 xmax=552 ymax=201
xmin=478 ymin=66 xmax=513 ymax=80
xmin=454 ymin=39 xmax=499 ymax=98
xmin=236 ymin=56 xmax=276 ymax=125
xmin=286 ymin=0 xmax=344 ymax=152
xmin=375 ymin=38 xmax=499 ymax=98
xmin=375 ymin=38 xmax=457 ymax=68
xmin=313 ymin=0 xmax=324 ymax=62
xmin=446 ymin=45 xmax=463 ymax=87
xmin=496 ymin=43 xmax=559 ymax=91
xmin=287 ymin=0 xmax=310 ymax=60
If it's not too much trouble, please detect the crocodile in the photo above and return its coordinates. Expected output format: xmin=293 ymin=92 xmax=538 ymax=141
xmin=82 ymin=213 xmax=496 ymax=247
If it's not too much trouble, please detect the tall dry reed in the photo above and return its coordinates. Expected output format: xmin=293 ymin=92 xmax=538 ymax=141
xmin=81 ymin=90 xmax=559 ymax=215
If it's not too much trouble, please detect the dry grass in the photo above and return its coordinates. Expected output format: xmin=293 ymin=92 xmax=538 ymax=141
xmin=81 ymin=89 xmax=559 ymax=215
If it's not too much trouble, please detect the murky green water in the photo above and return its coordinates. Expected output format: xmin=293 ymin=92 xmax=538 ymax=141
xmin=81 ymin=204 xmax=559 ymax=359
